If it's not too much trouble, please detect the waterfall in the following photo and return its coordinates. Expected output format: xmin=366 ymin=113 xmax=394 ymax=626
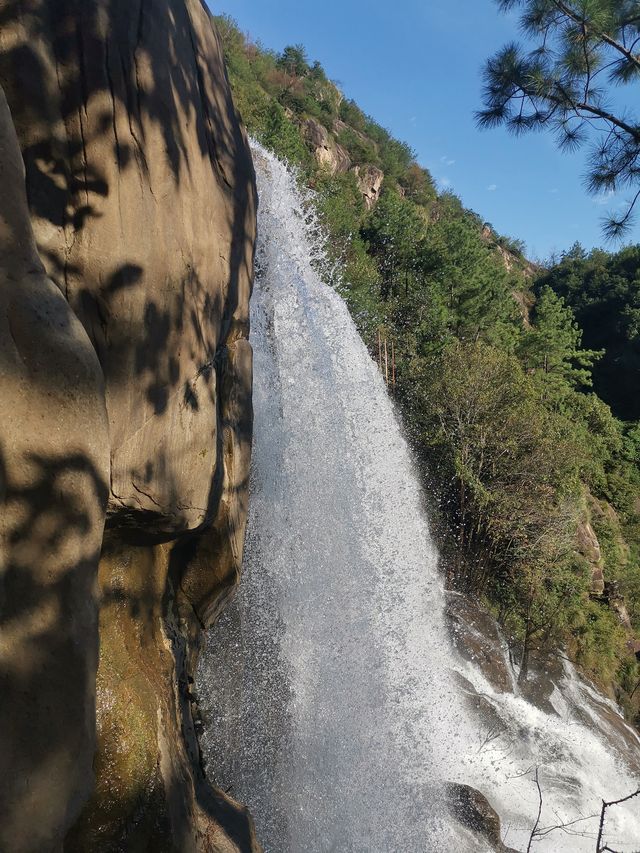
xmin=197 ymin=143 xmax=640 ymax=853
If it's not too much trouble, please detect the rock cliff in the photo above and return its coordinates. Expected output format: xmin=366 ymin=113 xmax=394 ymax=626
xmin=0 ymin=1 xmax=258 ymax=850
xmin=302 ymin=117 xmax=351 ymax=175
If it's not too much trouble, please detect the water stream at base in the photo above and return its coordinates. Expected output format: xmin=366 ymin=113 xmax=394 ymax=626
xmin=197 ymin=143 xmax=640 ymax=852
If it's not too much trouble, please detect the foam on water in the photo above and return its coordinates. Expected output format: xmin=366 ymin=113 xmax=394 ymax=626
xmin=197 ymin=143 xmax=640 ymax=852
xmin=455 ymin=645 xmax=640 ymax=851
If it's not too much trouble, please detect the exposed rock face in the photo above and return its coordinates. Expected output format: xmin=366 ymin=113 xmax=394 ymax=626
xmin=0 ymin=1 xmax=257 ymax=850
xmin=300 ymin=117 xmax=385 ymax=206
xmin=352 ymin=164 xmax=384 ymax=209
xmin=302 ymin=117 xmax=351 ymax=175
xmin=0 ymin=83 xmax=110 ymax=853
xmin=0 ymin=0 xmax=255 ymax=538
xmin=576 ymin=520 xmax=605 ymax=595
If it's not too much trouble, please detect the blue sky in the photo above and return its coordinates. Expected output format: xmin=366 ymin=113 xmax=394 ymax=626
xmin=208 ymin=0 xmax=638 ymax=260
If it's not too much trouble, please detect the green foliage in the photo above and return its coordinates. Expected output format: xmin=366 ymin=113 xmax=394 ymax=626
xmin=314 ymin=170 xmax=365 ymax=239
xmin=336 ymin=126 xmax=379 ymax=166
xmin=213 ymin=15 xmax=276 ymax=135
xmin=398 ymin=163 xmax=437 ymax=206
xmin=260 ymin=101 xmax=310 ymax=166
xmin=518 ymin=285 xmax=602 ymax=390
xmin=479 ymin=0 xmax=640 ymax=238
xmin=378 ymin=136 xmax=415 ymax=182
xmin=277 ymin=44 xmax=309 ymax=77
xmin=424 ymin=204 xmax=521 ymax=346
xmin=338 ymin=98 xmax=368 ymax=133
xmin=414 ymin=341 xmax=580 ymax=562
xmin=538 ymin=243 xmax=640 ymax=419
xmin=361 ymin=189 xmax=427 ymax=301
xmin=495 ymin=233 xmax=525 ymax=257
xmin=212 ymin=15 xmax=340 ymax=155
xmin=570 ymin=599 xmax=629 ymax=685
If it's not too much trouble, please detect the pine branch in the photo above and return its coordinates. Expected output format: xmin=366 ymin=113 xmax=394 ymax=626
xmin=552 ymin=0 xmax=640 ymax=75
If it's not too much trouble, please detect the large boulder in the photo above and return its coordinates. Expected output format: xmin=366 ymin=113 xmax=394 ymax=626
xmin=447 ymin=784 xmax=519 ymax=853
xmin=0 ymin=1 xmax=257 ymax=849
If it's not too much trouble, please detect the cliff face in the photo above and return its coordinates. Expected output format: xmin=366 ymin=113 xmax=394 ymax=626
xmin=0 ymin=84 xmax=111 ymax=852
xmin=0 ymin=1 xmax=257 ymax=850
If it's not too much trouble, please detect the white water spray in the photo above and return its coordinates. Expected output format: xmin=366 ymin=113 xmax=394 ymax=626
xmin=197 ymin=144 xmax=640 ymax=853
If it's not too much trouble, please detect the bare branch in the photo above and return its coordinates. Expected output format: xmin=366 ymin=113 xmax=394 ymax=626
xmin=526 ymin=767 xmax=543 ymax=853
xmin=596 ymin=789 xmax=640 ymax=852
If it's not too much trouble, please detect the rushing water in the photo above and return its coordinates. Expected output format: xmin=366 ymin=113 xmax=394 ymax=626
xmin=197 ymin=144 xmax=640 ymax=852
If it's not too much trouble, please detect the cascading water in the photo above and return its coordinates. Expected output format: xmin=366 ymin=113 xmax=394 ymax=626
xmin=197 ymin=143 xmax=640 ymax=852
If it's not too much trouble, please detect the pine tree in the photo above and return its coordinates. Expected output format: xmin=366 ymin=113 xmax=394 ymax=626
xmin=478 ymin=0 xmax=640 ymax=237
xmin=361 ymin=190 xmax=427 ymax=301
xmin=277 ymin=45 xmax=309 ymax=77
xmin=425 ymin=205 xmax=520 ymax=345
xmin=518 ymin=285 xmax=602 ymax=388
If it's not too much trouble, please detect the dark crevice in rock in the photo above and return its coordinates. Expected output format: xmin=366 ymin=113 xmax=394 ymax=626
xmin=104 ymin=40 xmax=122 ymax=170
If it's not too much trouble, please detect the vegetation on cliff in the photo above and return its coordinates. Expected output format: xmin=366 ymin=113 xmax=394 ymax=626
xmin=540 ymin=242 xmax=640 ymax=421
xmin=215 ymin=14 xmax=640 ymax=718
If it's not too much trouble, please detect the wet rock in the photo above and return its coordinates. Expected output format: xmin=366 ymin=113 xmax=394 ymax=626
xmin=447 ymin=783 xmax=519 ymax=853
xmin=517 ymin=652 xmax=567 ymax=716
xmin=446 ymin=592 xmax=513 ymax=693
xmin=451 ymin=671 xmax=509 ymax=752
xmin=571 ymin=678 xmax=640 ymax=775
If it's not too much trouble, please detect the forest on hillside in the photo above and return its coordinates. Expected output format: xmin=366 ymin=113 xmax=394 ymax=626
xmin=214 ymin=14 xmax=640 ymax=722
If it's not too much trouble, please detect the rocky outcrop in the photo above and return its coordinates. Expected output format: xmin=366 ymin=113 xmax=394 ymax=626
xmin=302 ymin=117 xmax=351 ymax=175
xmin=0 ymin=1 xmax=257 ymax=850
xmin=301 ymin=116 xmax=384 ymax=206
xmin=352 ymin=164 xmax=384 ymax=209
xmin=603 ymin=581 xmax=633 ymax=630
xmin=576 ymin=519 xmax=605 ymax=595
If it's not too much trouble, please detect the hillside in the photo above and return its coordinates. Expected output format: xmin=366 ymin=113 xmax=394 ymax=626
xmin=540 ymin=242 xmax=640 ymax=422
xmin=214 ymin=14 xmax=640 ymax=721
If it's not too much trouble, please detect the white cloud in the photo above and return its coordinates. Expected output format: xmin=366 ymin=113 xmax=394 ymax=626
xmin=594 ymin=189 xmax=615 ymax=206
xmin=487 ymin=183 xmax=497 ymax=191
xmin=440 ymin=155 xmax=456 ymax=166
xmin=437 ymin=177 xmax=452 ymax=190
